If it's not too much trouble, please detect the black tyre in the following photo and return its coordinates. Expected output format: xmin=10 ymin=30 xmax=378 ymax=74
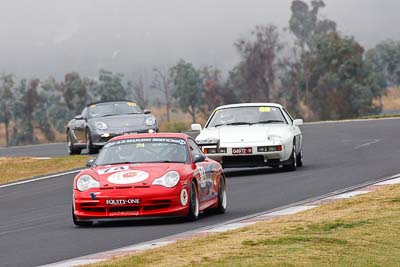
xmin=283 ymin=144 xmax=297 ymax=172
xmin=186 ymin=181 xmax=200 ymax=221
xmin=296 ymin=147 xmax=303 ymax=167
xmin=67 ymin=130 xmax=82 ymax=155
xmin=215 ymin=176 xmax=227 ymax=214
xmin=72 ymin=206 xmax=93 ymax=227
xmin=86 ymin=129 xmax=99 ymax=154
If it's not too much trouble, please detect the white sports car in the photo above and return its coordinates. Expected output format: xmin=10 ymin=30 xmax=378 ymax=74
xmin=191 ymin=103 xmax=303 ymax=170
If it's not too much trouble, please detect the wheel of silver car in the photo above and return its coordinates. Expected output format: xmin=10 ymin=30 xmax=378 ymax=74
xmin=283 ymin=144 xmax=297 ymax=171
xmin=67 ymin=130 xmax=82 ymax=155
xmin=86 ymin=129 xmax=98 ymax=154
xmin=216 ymin=176 xmax=227 ymax=214
xmin=296 ymin=147 xmax=303 ymax=167
xmin=187 ymin=181 xmax=199 ymax=221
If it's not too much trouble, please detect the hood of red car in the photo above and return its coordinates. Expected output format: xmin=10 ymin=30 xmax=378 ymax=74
xmin=93 ymin=163 xmax=180 ymax=186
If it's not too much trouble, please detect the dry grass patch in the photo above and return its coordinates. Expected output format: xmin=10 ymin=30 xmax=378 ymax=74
xmin=89 ymin=184 xmax=400 ymax=267
xmin=0 ymin=155 xmax=89 ymax=184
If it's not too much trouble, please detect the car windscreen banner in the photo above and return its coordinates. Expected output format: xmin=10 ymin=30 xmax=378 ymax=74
xmin=104 ymin=138 xmax=187 ymax=149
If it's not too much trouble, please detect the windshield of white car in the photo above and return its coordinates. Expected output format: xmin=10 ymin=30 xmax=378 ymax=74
xmin=95 ymin=138 xmax=189 ymax=165
xmin=206 ymin=106 xmax=288 ymax=128
xmin=88 ymin=102 xmax=143 ymax=118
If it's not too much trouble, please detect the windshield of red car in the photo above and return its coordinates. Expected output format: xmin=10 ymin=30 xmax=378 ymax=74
xmin=206 ymin=106 xmax=288 ymax=128
xmin=88 ymin=102 xmax=142 ymax=118
xmin=95 ymin=138 xmax=189 ymax=165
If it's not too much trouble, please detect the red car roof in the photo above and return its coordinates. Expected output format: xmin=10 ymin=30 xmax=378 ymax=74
xmin=110 ymin=132 xmax=190 ymax=142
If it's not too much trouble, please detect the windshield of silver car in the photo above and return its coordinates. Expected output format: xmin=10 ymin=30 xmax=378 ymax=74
xmin=88 ymin=102 xmax=142 ymax=118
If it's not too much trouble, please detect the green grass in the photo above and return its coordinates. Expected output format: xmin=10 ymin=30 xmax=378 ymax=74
xmin=0 ymin=155 xmax=89 ymax=184
xmin=87 ymin=184 xmax=400 ymax=267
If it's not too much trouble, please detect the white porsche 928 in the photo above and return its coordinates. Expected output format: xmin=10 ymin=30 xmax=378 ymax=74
xmin=191 ymin=103 xmax=303 ymax=171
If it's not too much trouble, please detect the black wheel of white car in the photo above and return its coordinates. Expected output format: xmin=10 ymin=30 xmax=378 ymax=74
xmin=216 ymin=176 xmax=227 ymax=214
xmin=297 ymin=148 xmax=303 ymax=167
xmin=86 ymin=129 xmax=98 ymax=154
xmin=283 ymin=144 xmax=297 ymax=171
xmin=72 ymin=206 xmax=93 ymax=227
xmin=187 ymin=181 xmax=199 ymax=221
xmin=67 ymin=130 xmax=82 ymax=155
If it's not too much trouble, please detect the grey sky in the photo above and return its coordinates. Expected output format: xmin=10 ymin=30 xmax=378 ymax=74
xmin=1 ymin=0 xmax=399 ymax=78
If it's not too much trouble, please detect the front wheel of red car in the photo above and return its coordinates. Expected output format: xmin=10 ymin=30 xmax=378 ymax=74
xmin=186 ymin=181 xmax=199 ymax=221
xmin=72 ymin=206 xmax=93 ymax=227
xmin=216 ymin=177 xmax=227 ymax=214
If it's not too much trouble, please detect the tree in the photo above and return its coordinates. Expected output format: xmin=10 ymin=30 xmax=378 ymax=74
xmin=0 ymin=74 xmax=15 ymax=146
xmin=199 ymin=66 xmax=236 ymax=116
xmin=12 ymin=79 xmax=41 ymax=145
xmin=288 ymin=0 xmax=337 ymax=104
xmin=235 ymin=24 xmax=283 ymax=102
xmin=288 ymin=32 xmax=385 ymax=120
xmin=61 ymin=72 xmax=91 ymax=116
xmin=128 ymin=75 xmax=148 ymax=108
xmin=92 ymin=69 xmax=127 ymax=102
xmin=38 ymin=77 xmax=70 ymax=136
xmin=289 ymin=0 xmax=336 ymax=51
xmin=365 ymin=40 xmax=400 ymax=87
xmin=151 ymin=67 xmax=173 ymax=121
xmin=170 ymin=60 xmax=204 ymax=123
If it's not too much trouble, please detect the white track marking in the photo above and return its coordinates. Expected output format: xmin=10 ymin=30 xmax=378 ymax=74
xmin=41 ymin=259 xmax=105 ymax=267
xmin=329 ymin=191 xmax=370 ymax=199
xmin=267 ymin=205 xmax=317 ymax=216
xmin=354 ymin=139 xmax=381 ymax=150
xmin=375 ymin=177 xmax=400 ymax=185
xmin=0 ymin=170 xmax=82 ymax=189
xmin=201 ymin=222 xmax=256 ymax=233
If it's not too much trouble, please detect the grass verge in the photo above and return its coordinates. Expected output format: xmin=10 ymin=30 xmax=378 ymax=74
xmin=88 ymin=184 xmax=400 ymax=267
xmin=0 ymin=155 xmax=89 ymax=185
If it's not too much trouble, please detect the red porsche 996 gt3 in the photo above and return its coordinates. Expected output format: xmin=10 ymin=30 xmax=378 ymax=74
xmin=72 ymin=133 xmax=227 ymax=226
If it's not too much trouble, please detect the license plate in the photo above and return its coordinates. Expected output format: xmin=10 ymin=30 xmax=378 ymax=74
xmin=105 ymin=199 xmax=141 ymax=205
xmin=232 ymin=147 xmax=252 ymax=155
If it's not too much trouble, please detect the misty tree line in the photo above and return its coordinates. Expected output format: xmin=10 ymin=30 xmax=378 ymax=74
xmin=1 ymin=0 xmax=400 ymax=146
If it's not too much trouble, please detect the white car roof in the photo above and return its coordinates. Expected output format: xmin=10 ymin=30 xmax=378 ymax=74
xmin=215 ymin=103 xmax=283 ymax=110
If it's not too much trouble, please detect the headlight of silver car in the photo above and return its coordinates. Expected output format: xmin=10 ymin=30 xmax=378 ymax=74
xmin=152 ymin=171 xmax=180 ymax=188
xmin=76 ymin=175 xmax=100 ymax=192
xmin=145 ymin=117 xmax=156 ymax=126
xmin=95 ymin=121 xmax=108 ymax=130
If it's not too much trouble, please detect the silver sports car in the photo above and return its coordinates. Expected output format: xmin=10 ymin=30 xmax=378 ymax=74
xmin=66 ymin=100 xmax=158 ymax=154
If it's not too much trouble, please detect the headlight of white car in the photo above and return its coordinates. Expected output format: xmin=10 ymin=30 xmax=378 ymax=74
xmin=145 ymin=117 xmax=156 ymax=126
xmin=76 ymin=175 xmax=100 ymax=192
xmin=152 ymin=171 xmax=180 ymax=188
xmin=268 ymin=135 xmax=282 ymax=141
xmin=95 ymin=121 xmax=108 ymax=130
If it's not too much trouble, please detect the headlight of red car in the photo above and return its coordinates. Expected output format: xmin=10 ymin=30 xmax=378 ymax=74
xmin=152 ymin=171 xmax=180 ymax=188
xmin=76 ymin=175 xmax=100 ymax=192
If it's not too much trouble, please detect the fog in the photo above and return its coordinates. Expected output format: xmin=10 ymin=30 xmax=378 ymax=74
xmin=1 ymin=0 xmax=399 ymax=78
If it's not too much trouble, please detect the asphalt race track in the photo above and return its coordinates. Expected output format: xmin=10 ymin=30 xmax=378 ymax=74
xmin=0 ymin=143 xmax=68 ymax=158
xmin=1 ymin=119 xmax=400 ymax=267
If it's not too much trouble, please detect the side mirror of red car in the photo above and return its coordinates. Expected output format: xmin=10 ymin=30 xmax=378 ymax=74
xmin=193 ymin=153 xmax=206 ymax=163
xmin=86 ymin=158 xmax=96 ymax=168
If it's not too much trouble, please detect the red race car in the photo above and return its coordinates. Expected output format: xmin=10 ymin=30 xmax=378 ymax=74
xmin=72 ymin=133 xmax=227 ymax=226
